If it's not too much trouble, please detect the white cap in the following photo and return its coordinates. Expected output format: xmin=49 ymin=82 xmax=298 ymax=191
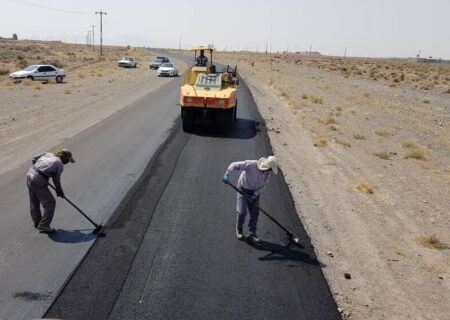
xmin=257 ymin=156 xmax=278 ymax=174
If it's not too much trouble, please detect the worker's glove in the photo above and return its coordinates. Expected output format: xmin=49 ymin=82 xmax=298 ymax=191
xmin=222 ymin=173 xmax=230 ymax=184
xmin=250 ymin=193 xmax=258 ymax=202
xmin=56 ymin=189 xmax=65 ymax=198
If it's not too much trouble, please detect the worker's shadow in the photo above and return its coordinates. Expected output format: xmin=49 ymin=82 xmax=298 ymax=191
xmin=48 ymin=229 xmax=96 ymax=243
xmin=245 ymin=239 xmax=325 ymax=268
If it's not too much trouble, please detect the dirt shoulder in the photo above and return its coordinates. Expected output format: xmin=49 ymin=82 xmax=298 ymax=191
xmin=0 ymin=44 xmax=187 ymax=176
xmin=217 ymin=53 xmax=450 ymax=320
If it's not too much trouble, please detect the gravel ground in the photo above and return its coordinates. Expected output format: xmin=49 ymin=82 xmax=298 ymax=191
xmin=217 ymin=53 xmax=450 ymax=320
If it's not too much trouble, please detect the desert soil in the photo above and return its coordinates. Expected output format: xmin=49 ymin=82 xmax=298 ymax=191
xmin=216 ymin=52 xmax=450 ymax=320
xmin=0 ymin=43 xmax=187 ymax=176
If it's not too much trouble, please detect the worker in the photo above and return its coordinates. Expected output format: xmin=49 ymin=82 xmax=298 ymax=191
xmin=26 ymin=149 xmax=75 ymax=234
xmin=222 ymin=156 xmax=278 ymax=243
xmin=196 ymin=50 xmax=208 ymax=66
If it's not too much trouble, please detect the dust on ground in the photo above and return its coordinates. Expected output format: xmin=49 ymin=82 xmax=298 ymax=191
xmin=0 ymin=41 xmax=187 ymax=175
xmin=216 ymin=52 xmax=450 ymax=320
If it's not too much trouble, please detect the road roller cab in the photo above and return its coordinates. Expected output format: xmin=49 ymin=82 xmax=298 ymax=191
xmin=180 ymin=46 xmax=239 ymax=132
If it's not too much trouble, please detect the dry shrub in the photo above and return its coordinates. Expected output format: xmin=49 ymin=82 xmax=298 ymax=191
xmin=314 ymin=137 xmax=328 ymax=147
xmin=423 ymin=98 xmax=430 ymax=104
xmin=404 ymin=148 xmax=426 ymax=160
xmin=374 ymin=151 xmax=396 ymax=160
xmin=78 ymin=72 xmax=86 ymax=79
xmin=335 ymin=139 xmax=351 ymax=147
xmin=355 ymin=183 xmax=375 ymax=194
xmin=416 ymin=235 xmax=449 ymax=250
xmin=64 ymin=89 xmax=72 ymax=94
xmin=16 ymin=59 xmax=28 ymax=69
xmin=353 ymin=134 xmax=366 ymax=140
xmin=301 ymin=93 xmax=308 ymax=99
xmin=310 ymin=95 xmax=324 ymax=104
xmin=0 ymin=67 xmax=10 ymax=76
xmin=401 ymin=141 xmax=417 ymax=148
xmin=315 ymin=118 xmax=336 ymax=125
xmin=362 ymin=92 xmax=371 ymax=97
xmin=375 ymin=129 xmax=392 ymax=138
xmin=33 ymin=82 xmax=42 ymax=90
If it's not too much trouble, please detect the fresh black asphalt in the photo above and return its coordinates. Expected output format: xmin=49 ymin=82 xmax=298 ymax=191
xmin=46 ymin=65 xmax=341 ymax=320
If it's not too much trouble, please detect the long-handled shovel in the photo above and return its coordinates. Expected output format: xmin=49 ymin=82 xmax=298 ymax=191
xmin=49 ymin=183 xmax=105 ymax=236
xmin=225 ymin=181 xmax=300 ymax=245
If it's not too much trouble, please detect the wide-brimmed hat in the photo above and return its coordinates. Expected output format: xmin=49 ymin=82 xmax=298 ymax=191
xmin=56 ymin=149 xmax=75 ymax=163
xmin=257 ymin=156 xmax=278 ymax=174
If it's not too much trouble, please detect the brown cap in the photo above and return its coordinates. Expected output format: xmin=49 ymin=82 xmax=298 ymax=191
xmin=56 ymin=149 xmax=75 ymax=163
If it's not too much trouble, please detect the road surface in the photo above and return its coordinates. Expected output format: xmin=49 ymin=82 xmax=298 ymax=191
xmin=46 ymin=57 xmax=341 ymax=319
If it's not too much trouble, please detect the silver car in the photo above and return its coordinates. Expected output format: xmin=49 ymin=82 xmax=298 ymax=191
xmin=9 ymin=64 xmax=66 ymax=83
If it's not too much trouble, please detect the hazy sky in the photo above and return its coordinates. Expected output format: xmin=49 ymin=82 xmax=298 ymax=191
xmin=1 ymin=0 xmax=449 ymax=59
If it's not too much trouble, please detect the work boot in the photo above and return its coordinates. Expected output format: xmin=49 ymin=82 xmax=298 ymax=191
xmin=38 ymin=226 xmax=56 ymax=234
xmin=248 ymin=233 xmax=261 ymax=244
xmin=236 ymin=228 xmax=244 ymax=240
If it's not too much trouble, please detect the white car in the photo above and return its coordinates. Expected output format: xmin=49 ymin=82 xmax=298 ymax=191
xmin=157 ymin=63 xmax=179 ymax=77
xmin=118 ymin=56 xmax=137 ymax=68
xmin=9 ymin=64 xmax=65 ymax=83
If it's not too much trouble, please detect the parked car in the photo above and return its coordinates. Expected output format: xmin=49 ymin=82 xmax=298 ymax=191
xmin=118 ymin=56 xmax=137 ymax=68
xmin=157 ymin=63 xmax=179 ymax=77
xmin=156 ymin=56 xmax=170 ymax=63
xmin=149 ymin=58 xmax=164 ymax=70
xmin=9 ymin=64 xmax=65 ymax=83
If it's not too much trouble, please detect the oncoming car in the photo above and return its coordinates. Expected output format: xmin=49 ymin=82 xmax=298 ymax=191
xmin=9 ymin=64 xmax=65 ymax=83
xmin=157 ymin=63 xmax=179 ymax=77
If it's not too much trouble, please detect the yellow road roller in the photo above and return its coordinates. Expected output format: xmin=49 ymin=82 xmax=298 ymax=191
xmin=180 ymin=46 xmax=238 ymax=132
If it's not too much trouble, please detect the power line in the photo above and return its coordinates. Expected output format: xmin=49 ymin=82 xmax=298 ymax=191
xmin=7 ymin=0 xmax=91 ymax=14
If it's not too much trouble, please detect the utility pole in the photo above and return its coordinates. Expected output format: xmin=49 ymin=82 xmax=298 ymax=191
xmin=95 ymin=11 xmax=107 ymax=55
xmin=86 ymin=30 xmax=91 ymax=48
xmin=178 ymin=35 xmax=181 ymax=50
xmin=90 ymin=25 xmax=96 ymax=51
xmin=344 ymin=46 xmax=347 ymax=59
xmin=256 ymin=44 xmax=259 ymax=53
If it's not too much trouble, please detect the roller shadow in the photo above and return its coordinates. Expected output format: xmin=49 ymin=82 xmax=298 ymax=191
xmin=191 ymin=118 xmax=258 ymax=139
xmin=47 ymin=229 xmax=96 ymax=243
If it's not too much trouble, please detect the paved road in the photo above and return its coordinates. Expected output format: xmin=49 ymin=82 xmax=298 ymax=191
xmin=0 ymin=71 xmax=181 ymax=319
xmin=46 ymin=68 xmax=341 ymax=319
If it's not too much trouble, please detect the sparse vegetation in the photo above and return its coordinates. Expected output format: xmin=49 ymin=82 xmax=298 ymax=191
xmin=404 ymin=148 xmax=426 ymax=160
xmin=375 ymin=129 xmax=392 ymax=138
xmin=402 ymin=142 xmax=427 ymax=160
xmin=355 ymin=183 xmax=375 ymax=194
xmin=309 ymin=95 xmax=324 ymax=104
xmin=335 ymin=139 xmax=351 ymax=147
xmin=401 ymin=141 xmax=417 ymax=149
xmin=315 ymin=118 xmax=336 ymax=125
xmin=0 ymin=67 xmax=10 ymax=76
xmin=374 ymin=151 xmax=396 ymax=160
xmin=314 ymin=137 xmax=328 ymax=147
xmin=416 ymin=235 xmax=449 ymax=250
xmin=353 ymin=134 xmax=366 ymax=140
